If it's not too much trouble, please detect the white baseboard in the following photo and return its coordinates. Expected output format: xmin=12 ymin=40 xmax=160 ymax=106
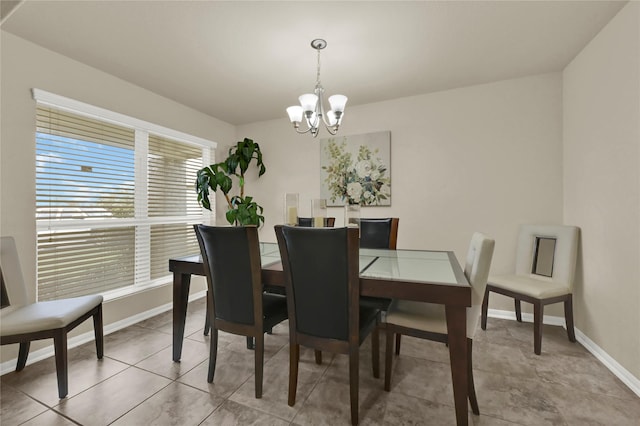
xmin=0 ymin=291 xmax=207 ymax=376
xmin=573 ymin=327 xmax=640 ymax=397
xmin=487 ymin=309 xmax=640 ymax=398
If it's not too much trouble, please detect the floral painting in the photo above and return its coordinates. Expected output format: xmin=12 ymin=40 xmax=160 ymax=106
xmin=320 ymin=131 xmax=391 ymax=206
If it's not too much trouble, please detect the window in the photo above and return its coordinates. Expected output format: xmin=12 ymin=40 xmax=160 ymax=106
xmin=34 ymin=90 xmax=215 ymax=301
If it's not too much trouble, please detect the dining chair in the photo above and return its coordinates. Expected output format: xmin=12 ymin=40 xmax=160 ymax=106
xmin=359 ymin=217 xmax=401 ymax=347
xmin=194 ymin=225 xmax=288 ymax=398
xmin=360 ymin=217 xmax=399 ymax=250
xmin=0 ymin=236 xmax=104 ymax=399
xmin=296 ymin=217 xmax=336 ymax=227
xmin=481 ymin=224 xmax=579 ymax=355
xmin=257 ymin=216 xmax=338 ymax=306
xmin=384 ymin=232 xmax=494 ymax=416
xmin=204 ymin=218 xmax=337 ymax=337
xmin=275 ymin=225 xmax=380 ymax=426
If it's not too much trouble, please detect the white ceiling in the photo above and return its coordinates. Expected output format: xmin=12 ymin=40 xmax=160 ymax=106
xmin=1 ymin=1 xmax=626 ymax=125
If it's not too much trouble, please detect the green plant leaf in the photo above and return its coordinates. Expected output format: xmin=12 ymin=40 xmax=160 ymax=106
xmin=194 ymin=138 xmax=266 ymax=222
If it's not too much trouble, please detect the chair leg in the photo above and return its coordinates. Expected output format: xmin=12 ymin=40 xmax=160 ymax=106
xmin=533 ymin=301 xmax=543 ymax=355
xmin=394 ymin=334 xmax=401 ymax=356
xmin=384 ymin=327 xmax=394 ymax=392
xmin=53 ymin=331 xmax=69 ymax=399
xmin=372 ymin=323 xmax=380 ymax=379
xmin=515 ymin=299 xmax=522 ymax=322
xmin=314 ymin=350 xmax=322 ymax=365
xmin=288 ymin=344 xmax=299 ymax=406
xmin=204 ymin=291 xmax=210 ymax=336
xmin=16 ymin=342 xmax=30 ymax=371
xmin=467 ymin=339 xmax=479 ymax=415
xmin=207 ymin=328 xmax=218 ymax=383
xmin=93 ymin=304 xmax=104 ymax=359
xmin=254 ymin=334 xmax=264 ymax=399
xmin=480 ymin=287 xmax=490 ymax=330
xmin=564 ymin=295 xmax=576 ymax=343
xmin=349 ymin=347 xmax=359 ymax=426
xmin=246 ymin=336 xmax=255 ymax=350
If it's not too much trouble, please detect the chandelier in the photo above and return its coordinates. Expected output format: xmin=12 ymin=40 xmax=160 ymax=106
xmin=286 ymin=39 xmax=347 ymax=138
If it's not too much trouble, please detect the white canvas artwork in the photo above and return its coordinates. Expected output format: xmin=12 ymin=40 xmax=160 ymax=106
xmin=320 ymin=131 xmax=391 ymax=207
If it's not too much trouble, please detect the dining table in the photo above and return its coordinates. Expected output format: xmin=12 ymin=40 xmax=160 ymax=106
xmin=169 ymin=242 xmax=472 ymax=426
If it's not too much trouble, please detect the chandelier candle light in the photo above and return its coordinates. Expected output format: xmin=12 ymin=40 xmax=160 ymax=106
xmin=286 ymin=39 xmax=347 ymax=137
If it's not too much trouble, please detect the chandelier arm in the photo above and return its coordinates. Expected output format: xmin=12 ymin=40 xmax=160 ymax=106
xmin=295 ymin=126 xmax=313 ymax=135
xmin=324 ymin=125 xmax=339 ymax=136
xmin=316 ymin=90 xmax=333 ymax=129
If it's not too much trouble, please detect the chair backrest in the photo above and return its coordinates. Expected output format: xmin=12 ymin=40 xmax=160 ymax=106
xmin=296 ymin=217 xmax=336 ymax=227
xmin=359 ymin=218 xmax=399 ymax=249
xmin=275 ymin=225 xmax=359 ymax=342
xmin=0 ymin=236 xmax=28 ymax=308
xmin=193 ymin=225 xmax=262 ymax=325
xmin=464 ymin=232 xmax=495 ymax=337
xmin=515 ymin=224 xmax=579 ymax=290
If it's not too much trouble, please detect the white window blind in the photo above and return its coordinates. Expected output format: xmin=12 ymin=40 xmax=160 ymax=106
xmin=147 ymin=134 xmax=203 ymax=280
xmin=34 ymin=93 xmax=214 ymax=301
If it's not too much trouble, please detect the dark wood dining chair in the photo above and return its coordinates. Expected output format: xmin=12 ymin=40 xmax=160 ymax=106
xmin=359 ymin=217 xmax=399 ymax=309
xmin=194 ymin=225 xmax=288 ymax=398
xmin=0 ymin=236 xmax=104 ymax=399
xmin=359 ymin=217 xmax=399 ymax=250
xmin=296 ymin=217 xmax=336 ymax=227
xmin=481 ymin=224 xmax=579 ymax=354
xmin=384 ymin=232 xmax=495 ymax=416
xmin=358 ymin=217 xmax=401 ymax=347
xmin=275 ymin=225 xmax=380 ymax=426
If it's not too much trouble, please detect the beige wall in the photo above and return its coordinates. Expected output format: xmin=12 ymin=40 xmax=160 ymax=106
xmin=563 ymin=2 xmax=640 ymax=378
xmin=238 ymin=73 xmax=564 ymax=315
xmin=0 ymin=32 xmax=236 ymax=363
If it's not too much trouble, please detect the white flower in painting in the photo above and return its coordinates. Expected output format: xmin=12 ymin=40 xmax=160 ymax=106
xmin=355 ymin=160 xmax=372 ymax=179
xmin=347 ymin=182 xmax=363 ymax=201
xmin=363 ymin=191 xmax=374 ymax=201
xmin=369 ymin=168 xmax=381 ymax=181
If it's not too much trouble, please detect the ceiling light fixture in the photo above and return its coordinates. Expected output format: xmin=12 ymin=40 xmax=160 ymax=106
xmin=286 ymin=39 xmax=347 ymax=138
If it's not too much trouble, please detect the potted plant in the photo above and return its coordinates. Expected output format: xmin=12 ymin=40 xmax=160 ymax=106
xmin=196 ymin=138 xmax=266 ymax=226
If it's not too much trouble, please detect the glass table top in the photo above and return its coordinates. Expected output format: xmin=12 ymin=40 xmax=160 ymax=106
xmin=258 ymin=243 xmax=460 ymax=285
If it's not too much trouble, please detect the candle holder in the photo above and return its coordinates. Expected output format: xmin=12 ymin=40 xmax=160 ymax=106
xmin=344 ymin=203 xmax=360 ymax=228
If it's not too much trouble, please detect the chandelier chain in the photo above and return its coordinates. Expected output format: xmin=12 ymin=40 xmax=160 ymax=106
xmin=316 ymin=47 xmax=322 ymax=88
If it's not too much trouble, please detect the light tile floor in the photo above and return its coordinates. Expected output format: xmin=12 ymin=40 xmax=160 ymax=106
xmin=2 ymin=297 xmax=639 ymax=425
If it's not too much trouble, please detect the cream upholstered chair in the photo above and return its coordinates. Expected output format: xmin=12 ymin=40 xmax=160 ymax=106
xmin=0 ymin=236 xmax=104 ymax=399
xmin=481 ymin=224 xmax=579 ymax=355
xmin=384 ymin=232 xmax=494 ymax=415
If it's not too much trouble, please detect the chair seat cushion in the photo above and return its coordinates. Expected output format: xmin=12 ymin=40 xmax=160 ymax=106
xmin=261 ymin=293 xmax=288 ymax=331
xmin=488 ymin=274 xmax=570 ymax=299
xmin=1 ymin=295 xmax=103 ymax=336
xmin=386 ymin=300 xmax=447 ymax=334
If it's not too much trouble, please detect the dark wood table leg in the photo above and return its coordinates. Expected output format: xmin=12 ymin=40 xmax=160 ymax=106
xmin=446 ymin=305 xmax=468 ymax=426
xmin=173 ymin=272 xmax=191 ymax=361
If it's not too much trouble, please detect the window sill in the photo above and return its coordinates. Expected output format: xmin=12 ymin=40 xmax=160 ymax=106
xmin=100 ymin=276 xmax=173 ymax=302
